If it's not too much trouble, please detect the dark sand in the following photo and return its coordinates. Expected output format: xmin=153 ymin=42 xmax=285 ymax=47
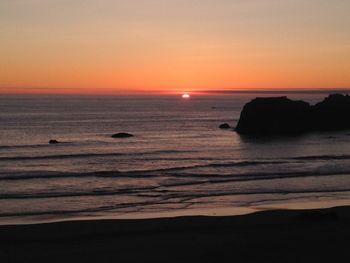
xmin=1 ymin=206 xmax=350 ymax=263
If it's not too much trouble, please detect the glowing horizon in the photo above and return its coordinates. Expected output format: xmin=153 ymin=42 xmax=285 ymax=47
xmin=1 ymin=0 xmax=350 ymax=95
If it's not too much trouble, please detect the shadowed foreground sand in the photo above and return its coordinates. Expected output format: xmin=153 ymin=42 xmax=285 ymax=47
xmin=1 ymin=206 xmax=350 ymax=263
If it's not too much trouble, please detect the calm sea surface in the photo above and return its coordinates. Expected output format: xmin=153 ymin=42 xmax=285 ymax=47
xmin=1 ymin=93 xmax=350 ymax=224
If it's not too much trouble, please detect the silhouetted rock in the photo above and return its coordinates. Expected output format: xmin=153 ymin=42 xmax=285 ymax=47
xmin=219 ymin=123 xmax=231 ymax=129
xmin=49 ymin=139 xmax=59 ymax=144
xmin=236 ymin=94 xmax=350 ymax=134
xmin=312 ymin=94 xmax=350 ymax=130
xmin=112 ymin=133 xmax=134 ymax=138
xmin=236 ymin=96 xmax=310 ymax=134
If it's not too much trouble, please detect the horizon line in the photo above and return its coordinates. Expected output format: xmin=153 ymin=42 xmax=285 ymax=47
xmin=1 ymin=87 xmax=350 ymax=96
xmin=200 ymin=88 xmax=350 ymax=95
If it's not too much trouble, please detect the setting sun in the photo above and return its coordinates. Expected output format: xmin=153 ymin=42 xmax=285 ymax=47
xmin=182 ymin=93 xmax=190 ymax=99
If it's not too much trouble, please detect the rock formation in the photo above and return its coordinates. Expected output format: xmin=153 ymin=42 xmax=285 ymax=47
xmin=219 ymin=123 xmax=231 ymax=129
xmin=235 ymin=94 xmax=350 ymax=134
xmin=112 ymin=133 xmax=134 ymax=138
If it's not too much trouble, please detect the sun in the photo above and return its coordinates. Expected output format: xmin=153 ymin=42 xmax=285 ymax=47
xmin=182 ymin=93 xmax=190 ymax=99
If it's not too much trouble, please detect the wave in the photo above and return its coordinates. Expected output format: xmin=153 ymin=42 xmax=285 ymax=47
xmin=292 ymin=154 xmax=350 ymax=161
xmin=0 ymin=201 xmax=153 ymax=217
xmin=0 ymin=160 xmax=285 ymax=180
xmin=1 ymin=166 xmax=350 ymax=193
xmin=0 ymin=144 xmax=43 ymax=149
xmin=160 ymin=170 xmax=350 ymax=188
xmin=0 ymin=142 xmax=74 ymax=150
xmin=1 ymin=188 xmax=350 ymax=217
xmin=2 ymin=150 xmax=350 ymax=164
xmin=0 ymin=150 xmax=196 ymax=161
xmin=0 ymin=170 xmax=137 ymax=180
xmin=1 ymin=153 xmax=350 ymax=182
xmin=141 ymin=161 xmax=285 ymax=173
xmin=2 ymin=185 xmax=350 ymax=201
xmin=0 ymin=185 xmax=161 ymax=199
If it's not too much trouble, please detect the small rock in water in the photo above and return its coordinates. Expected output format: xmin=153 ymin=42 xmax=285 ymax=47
xmin=49 ymin=139 xmax=59 ymax=144
xmin=112 ymin=133 xmax=134 ymax=138
xmin=219 ymin=123 xmax=231 ymax=129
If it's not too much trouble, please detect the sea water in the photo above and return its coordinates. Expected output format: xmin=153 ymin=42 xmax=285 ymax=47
xmin=1 ymin=93 xmax=350 ymax=224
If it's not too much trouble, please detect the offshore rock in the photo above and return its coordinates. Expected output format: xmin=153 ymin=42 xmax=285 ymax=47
xmin=112 ymin=133 xmax=134 ymax=138
xmin=235 ymin=94 xmax=350 ymax=134
xmin=219 ymin=123 xmax=231 ymax=129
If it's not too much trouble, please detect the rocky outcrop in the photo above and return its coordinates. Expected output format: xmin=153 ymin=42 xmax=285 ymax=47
xmin=112 ymin=133 xmax=134 ymax=138
xmin=312 ymin=94 xmax=350 ymax=130
xmin=219 ymin=123 xmax=231 ymax=129
xmin=49 ymin=139 xmax=60 ymax=144
xmin=235 ymin=96 xmax=310 ymax=134
xmin=235 ymin=94 xmax=350 ymax=134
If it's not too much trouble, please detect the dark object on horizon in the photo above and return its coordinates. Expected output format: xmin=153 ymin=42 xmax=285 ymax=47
xmin=236 ymin=94 xmax=350 ymax=134
xmin=48 ymin=139 xmax=59 ymax=144
xmin=219 ymin=123 xmax=231 ymax=129
xmin=111 ymin=133 xmax=134 ymax=138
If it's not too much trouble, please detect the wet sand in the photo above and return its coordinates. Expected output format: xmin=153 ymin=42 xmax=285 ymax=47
xmin=1 ymin=206 xmax=349 ymax=263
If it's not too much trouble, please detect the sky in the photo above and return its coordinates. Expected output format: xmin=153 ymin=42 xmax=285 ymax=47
xmin=0 ymin=0 xmax=349 ymax=94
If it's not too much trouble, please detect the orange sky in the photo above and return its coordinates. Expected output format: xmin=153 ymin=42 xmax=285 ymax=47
xmin=1 ymin=0 xmax=349 ymax=95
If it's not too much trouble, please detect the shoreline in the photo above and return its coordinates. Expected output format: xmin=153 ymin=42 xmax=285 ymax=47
xmin=1 ymin=198 xmax=349 ymax=226
xmin=1 ymin=205 xmax=349 ymax=262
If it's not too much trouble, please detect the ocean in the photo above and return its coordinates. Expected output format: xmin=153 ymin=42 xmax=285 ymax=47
xmin=1 ymin=93 xmax=350 ymax=224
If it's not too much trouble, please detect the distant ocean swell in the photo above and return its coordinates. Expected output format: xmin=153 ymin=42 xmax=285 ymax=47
xmin=0 ymin=150 xmax=197 ymax=161
xmin=2 ymin=151 xmax=350 ymax=162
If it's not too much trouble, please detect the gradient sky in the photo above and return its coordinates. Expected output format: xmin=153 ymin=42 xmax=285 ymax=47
xmin=1 ymin=0 xmax=349 ymax=94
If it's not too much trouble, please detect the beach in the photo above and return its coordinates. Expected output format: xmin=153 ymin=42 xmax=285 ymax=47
xmin=1 ymin=205 xmax=349 ymax=263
